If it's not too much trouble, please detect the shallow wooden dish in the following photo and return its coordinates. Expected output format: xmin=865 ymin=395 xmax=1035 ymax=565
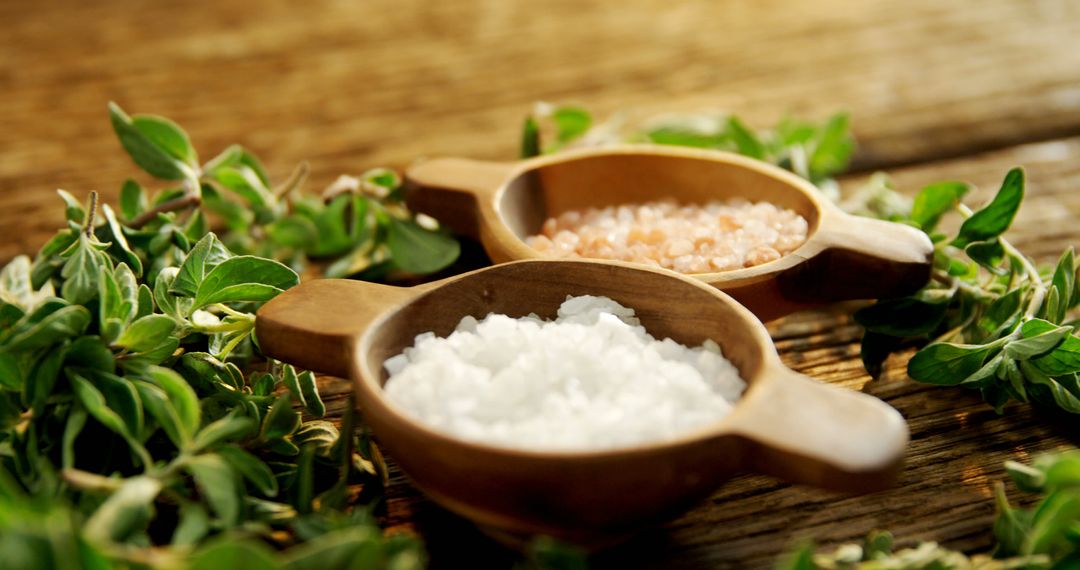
xmin=256 ymin=260 xmax=908 ymax=547
xmin=404 ymin=145 xmax=933 ymax=321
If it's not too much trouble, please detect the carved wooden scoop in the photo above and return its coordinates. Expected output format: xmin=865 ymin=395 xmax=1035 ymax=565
xmin=256 ymin=259 xmax=908 ymax=547
xmin=405 ymin=146 xmax=933 ymax=320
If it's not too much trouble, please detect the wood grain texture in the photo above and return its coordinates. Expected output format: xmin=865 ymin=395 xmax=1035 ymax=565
xmin=4 ymin=0 xmax=1080 ymax=567
xmin=4 ymin=0 xmax=1080 ymax=262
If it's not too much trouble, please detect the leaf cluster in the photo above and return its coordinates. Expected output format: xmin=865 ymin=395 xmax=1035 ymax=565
xmin=0 ymin=107 xmax=421 ymax=568
xmin=520 ymin=104 xmax=854 ymax=187
xmin=856 ymin=169 xmax=1080 ymax=414
xmin=108 ymin=103 xmax=458 ymax=283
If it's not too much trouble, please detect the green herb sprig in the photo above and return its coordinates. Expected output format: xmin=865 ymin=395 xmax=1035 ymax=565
xmin=856 ymin=170 xmax=1080 ymax=414
xmin=0 ymin=106 xmax=425 ymax=568
xmin=105 ymin=102 xmax=458 ymax=284
xmin=775 ymin=451 xmax=1080 ymax=569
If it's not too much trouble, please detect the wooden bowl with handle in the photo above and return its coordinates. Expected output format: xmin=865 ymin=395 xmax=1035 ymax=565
xmin=256 ymin=259 xmax=908 ymax=548
xmin=404 ymin=145 xmax=933 ymax=321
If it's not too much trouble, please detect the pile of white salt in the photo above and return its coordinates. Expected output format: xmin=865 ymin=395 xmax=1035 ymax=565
xmin=383 ymin=295 xmax=746 ymax=451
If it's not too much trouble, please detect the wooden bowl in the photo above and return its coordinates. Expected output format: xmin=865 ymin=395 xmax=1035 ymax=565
xmin=256 ymin=260 xmax=908 ymax=547
xmin=404 ymin=145 xmax=933 ymax=320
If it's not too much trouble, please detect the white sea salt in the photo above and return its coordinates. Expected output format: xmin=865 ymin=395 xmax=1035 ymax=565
xmin=383 ymin=295 xmax=746 ymax=451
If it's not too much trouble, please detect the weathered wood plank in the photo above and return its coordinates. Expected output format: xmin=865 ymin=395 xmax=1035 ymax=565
xmin=4 ymin=0 xmax=1080 ymax=263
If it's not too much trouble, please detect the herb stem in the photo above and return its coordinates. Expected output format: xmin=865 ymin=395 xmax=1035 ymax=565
xmin=129 ymin=192 xmax=201 ymax=229
xmin=84 ymin=191 xmax=98 ymax=238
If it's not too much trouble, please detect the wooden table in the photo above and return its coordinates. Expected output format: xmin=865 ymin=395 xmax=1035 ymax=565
xmin=4 ymin=1 xmax=1080 ymax=567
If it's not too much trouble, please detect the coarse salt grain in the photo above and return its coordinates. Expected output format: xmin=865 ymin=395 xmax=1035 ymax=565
xmin=383 ymin=295 xmax=747 ymax=451
xmin=526 ymin=199 xmax=808 ymax=273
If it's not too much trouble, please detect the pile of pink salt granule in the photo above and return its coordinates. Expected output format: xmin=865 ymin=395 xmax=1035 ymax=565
xmin=526 ymin=199 xmax=809 ymax=273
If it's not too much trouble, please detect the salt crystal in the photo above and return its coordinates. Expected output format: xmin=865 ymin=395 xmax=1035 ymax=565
xmin=527 ymin=199 xmax=808 ymax=273
xmin=383 ymin=295 xmax=746 ymax=451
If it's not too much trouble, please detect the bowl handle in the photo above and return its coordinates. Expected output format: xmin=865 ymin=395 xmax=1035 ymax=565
xmin=403 ymin=158 xmax=517 ymax=239
xmin=780 ymin=207 xmax=934 ymax=302
xmin=730 ymin=365 xmax=908 ymax=492
xmin=255 ymin=279 xmax=419 ymax=378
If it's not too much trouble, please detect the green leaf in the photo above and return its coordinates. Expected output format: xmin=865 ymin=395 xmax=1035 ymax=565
xmin=979 ymin=288 xmax=1024 ymax=336
xmin=114 ymin=314 xmax=176 ymax=352
xmin=298 ymin=370 xmax=325 ymax=417
xmin=26 ymin=346 xmax=66 ymax=415
xmin=119 ymin=179 xmax=148 ymax=222
xmin=1006 ymin=319 xmax=1072 ymax=360
xmin=57 ymin=189 xmax=86 ymax=224
xmin=965 ymin=239 xmax=1006 ymax=273
xmin=1020 ymin=361 xmax=1080 ymax=414
xmin=281 ymin=527 xmax=382 ymax=570
xmin=171 ymin=234 xmax=233 ymax=298
xmin=1 ymin=255 xmax=54 ymax=311
xmin=854 ymin=297 xmax=948 ymax=337
xmin=261 ymin=393 xmax=300 ymax=441
xmin=1052 ymin=248 xmax=1075 ymax=322
xmin=61 ymin=235 xmax=108 ymax=306
xmin=202 ymin=183 xmax=255 ymax=231
xmin=4 ymin=305 xmax=91 ymax=353
xmin=551 ymin=106 xmax=591 ymax=144
xmin=62 ymin=406 xmax=87 ymax=469
xmin=87 ymin=370 xmax=144 ymax=437
xmin=192 ymin=411 xmax=256 ymax=452
xmin=193 ymin=256 xmax=299 ymax=309
xmin=992 ymin=483 xmax=1030 ymax=558
xmin=960 ymin=353 xmax=1004 ymax=386
xmin=154 ymin=267 xmax=191 ymax=319
xmin=115 ymin=263 xmax=139 ymax=319
xmin=142 ymin=366 xmax=200 ymax=441
xmin=808 ymin=112 xmax=854 ymax=178
xmin=908 ymin=342 xmax=993 ymax=386
xmin=952 ymin=168 xmax=1024 ymax=248
xmin=136 ymin=284 xmax=154 ymax=320
xmin=727 ymin=117 xmax=765 ymax=160
xmin=217 ymin=445 xmax=278 ymax=497
xmin=98 ymin=204 xmax=143 ymax=276
xmin=131 ymin=114 xmax=198 ymax=167
xmin=65 ymin=336 xmax=116 ymax=374
xmin=134 ymin=380 xmax=186 ymax=446
xmin=267 ymin=216 xmax=318 ymax=249
xmin=0 ymin=353 xmax=21 ymax=390
xmin=282 ymin=365 xmax=305 ymax=409
xmin=384 ymin=216 xmax=460 ymax=275
xmin=293 ymin=421 xmax=338 ymax=457
xmin=172 ymin=502 xmax=211 ymax=547
xmin=212 ymin=166 xmax=275 ymax=209
xmin=1025 ymin=488 xmax=1080 ymax=555
xmin=1041 ymin=452 xmax=1080 ymax=490
xmin=520 ymin=116 xmax=541 ymax=158
xmin=187 ymin=539 xmax=280 ymax=570
xmin=1033 ymin=334 xmax=1080 ymax=376
xmin=83 ymin=476 xmax=162 ymax=544
xmin=109 ymin=102 xmax=196 ymax=181
xmin=301 ymin=194 xmax=362 ymax=257
xmin=70 ymin=371 xmax=135 ymax=440
xmin=187 ymin=453 xmax=242 ymax=526
xmin=910 ymin=181 xmax=969 ymax=231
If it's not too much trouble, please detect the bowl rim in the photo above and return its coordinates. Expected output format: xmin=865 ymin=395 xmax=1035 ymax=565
xmin=485 ymin=145 xmax=834 ymax=285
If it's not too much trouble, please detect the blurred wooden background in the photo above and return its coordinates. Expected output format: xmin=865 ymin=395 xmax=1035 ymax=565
xmin=4 ymin=0 xmax=1080 ymax=567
